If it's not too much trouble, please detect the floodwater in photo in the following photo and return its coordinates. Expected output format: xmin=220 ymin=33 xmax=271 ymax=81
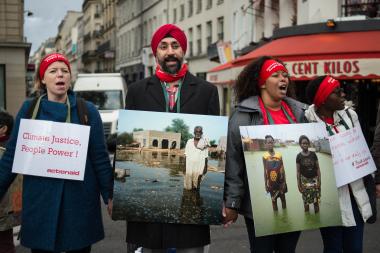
xmin=112 ymin=149 xmax=224 ymax=225
xmin=245 ymin=145 xmax=342 ymax=236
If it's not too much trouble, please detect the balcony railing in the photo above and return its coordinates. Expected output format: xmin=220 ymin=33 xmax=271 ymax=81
xmin=83 ymin=32 xmax=91 ymax=42
xmin=81 ymin=50 xmax=98 ymax=63
xmin=93 ymin=30 xmax=102 ymax=38
xmin=97 ymin=40 xmax=111 ymax=54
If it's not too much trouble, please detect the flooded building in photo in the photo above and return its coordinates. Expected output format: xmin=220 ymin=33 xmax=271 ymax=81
xmin=133 ymin=130 xmax=181 ymax=149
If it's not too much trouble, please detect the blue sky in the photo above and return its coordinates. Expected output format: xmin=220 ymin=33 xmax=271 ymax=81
xmin=117 ymin=110 xmax=228 ymax=141
xmin=240 ymin=123 xmax=328 ymax=142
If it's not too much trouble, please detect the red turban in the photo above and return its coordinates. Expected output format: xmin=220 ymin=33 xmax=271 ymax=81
xmin=151 ymin=24 xmax=187 ymax=56
xmin=39 ymin=53 xmax=71 ymax=80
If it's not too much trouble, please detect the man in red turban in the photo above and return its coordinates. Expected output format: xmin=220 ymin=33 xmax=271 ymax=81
xmin=125 ymin=24 xmax=220 ymax=252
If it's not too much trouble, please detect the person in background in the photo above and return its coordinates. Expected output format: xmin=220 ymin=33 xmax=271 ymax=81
xmin=0 ymin=110 xmax=15 ymax=253
xmin=305 ymin=75 xmax=374 ymax=253
xmin=0 ymin=53 xmax=113 ymax=253
xmin=223 ymin=56 xmax=307 ymax=253
xmin=296 ymin=135 xmax=321 ymax=213
xmin=125 ymin=23 xmax=219 ymax=253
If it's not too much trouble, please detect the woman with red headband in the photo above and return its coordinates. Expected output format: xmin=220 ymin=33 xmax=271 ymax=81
xmin=0 ymin=53 xmax=113 ymax=253
xmin=223 ymin=56 xmax=307 ymax=252
xmin=305 ymin=75 xmax=375 ymax=253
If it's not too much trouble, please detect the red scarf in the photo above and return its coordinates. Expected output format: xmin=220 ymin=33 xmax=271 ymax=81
xmin=155 ymin=64 xmax=188 ymax=83
xmin=258 ymin=98 xmax=297 ymax=125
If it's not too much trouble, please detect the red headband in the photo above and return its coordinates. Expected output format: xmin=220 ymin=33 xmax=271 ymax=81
xmin=39 ymin=53 xmax=71 ymax=80
xmin=151 ymin=24 xmax=187 ymax=56
xmin=258 ymin=59 xmax=288 ymax=87
xmin=313 ymin=76 xmax=340 ymax=107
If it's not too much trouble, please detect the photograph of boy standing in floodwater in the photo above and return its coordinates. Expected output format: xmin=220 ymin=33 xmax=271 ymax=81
xmin=112 ymin=110 xmax=228 ymax=225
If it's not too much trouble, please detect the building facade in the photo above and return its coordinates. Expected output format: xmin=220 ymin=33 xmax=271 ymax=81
xmin=116 ymin=0 xmax=167 ymax=84
xmin=97 ymin=0 xmax=117 ymax=72
xmin=55 ymin=11 xmax=83 ymax=82
xmin=0 ymin=0 xmax=31 ymax=115
xmin=82 ymin=0 xmax=103 ymax=73
xmin=133 ymin=130 xmax=181 ymax=149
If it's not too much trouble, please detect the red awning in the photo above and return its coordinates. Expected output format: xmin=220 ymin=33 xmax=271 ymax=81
xmin=208 ymin=31 xmax=380 ymax=82
xmin=234 ymin=31 xmax=380 ymax=64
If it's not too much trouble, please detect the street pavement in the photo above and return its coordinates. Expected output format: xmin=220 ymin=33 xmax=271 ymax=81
xmin=16 ymin=201 xmax=380 ymax=252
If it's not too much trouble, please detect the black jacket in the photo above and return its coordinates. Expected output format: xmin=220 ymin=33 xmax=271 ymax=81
xmin=125 ymin=72 xmax=220 ymax=249
xmin=126 ymin=72 xmax=219 ymax=115
xmin=371 ymin=103 xmax=380 ymax=184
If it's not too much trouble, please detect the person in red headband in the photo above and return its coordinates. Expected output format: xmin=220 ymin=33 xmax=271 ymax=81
xmin=305 ymin=75 xmax=376 ymax=253
xmin=0 ymin=52 xmax=113 ymax=253
xmin=125 ymin=24 xmax=219 ymax=252
xmin=223 ymin=56 xmax=307 ymax=252
xmin=34 ymin=53 xmax=72 ymax=100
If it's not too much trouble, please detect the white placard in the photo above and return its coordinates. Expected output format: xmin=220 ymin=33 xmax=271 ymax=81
xmin=329 ymin=125 xmax=376 ymax=187
xmin=12 ymin=119 xmax=90 ymax=181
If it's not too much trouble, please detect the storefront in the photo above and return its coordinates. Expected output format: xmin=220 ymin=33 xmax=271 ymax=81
xmin=207 ymin=21 xmax=380 ymax=144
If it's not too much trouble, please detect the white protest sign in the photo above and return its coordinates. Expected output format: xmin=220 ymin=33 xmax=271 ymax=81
xmin=12 ymin=119 xmax=90 ymax=181
xmin=329 ymin=125 xmax=376 ymax=187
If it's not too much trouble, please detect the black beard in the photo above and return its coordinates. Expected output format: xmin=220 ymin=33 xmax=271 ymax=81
xmin=159 ymin=57 xmax=182 ymax=74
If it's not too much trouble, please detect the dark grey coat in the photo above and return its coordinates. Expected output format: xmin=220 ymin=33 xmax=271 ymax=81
xmin=224 ymin=96 xmax=308 ymax=219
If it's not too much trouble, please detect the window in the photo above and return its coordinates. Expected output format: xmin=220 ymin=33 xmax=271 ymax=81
xmin=197 ymin=0 xmax=202 ymax=13
xmin=188 ymin=0 xmax=193 ymax=17
xmin=217 ymin=0 xmax=224 ymax=5
xmin=95 ymin=4 xmax=101 ymax=18
xmin=180 ymin=4 xmax=185 ymax=21
xmin=188 ymin=28 xmax=193 ymax=56
xmin=173 ymin=8 xmax=177 ymax=23
xmin=143 ymin=21 xmax=148 ymax=45
xmin=217 ymin=16 xmax=224 ymax=40
xmin=76 ymin=90 xmax=123 ymax=110
xmin=206 ymin=0 xmax=212 ymax=9
xmin=0 ymin=65 xmax=5 ymax=109
xmin=196 ymin=24 xmax=202 ymax=55
xmin=206 ymin=21 xmax=212 ymax=46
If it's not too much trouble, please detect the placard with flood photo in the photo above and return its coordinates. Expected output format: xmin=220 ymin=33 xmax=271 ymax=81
xmin=239 ymin=123 xmax=342 ymax=237
xmin=112 ymin=110 xmax=228 ymax=225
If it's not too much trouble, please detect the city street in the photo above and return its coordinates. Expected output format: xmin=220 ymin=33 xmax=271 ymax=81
xmin=15 ymin=201 xmax=380 ymax=252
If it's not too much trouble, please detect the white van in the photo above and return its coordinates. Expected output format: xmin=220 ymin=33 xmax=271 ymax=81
xmin=73 ymin=73 xmax=127 ymax=137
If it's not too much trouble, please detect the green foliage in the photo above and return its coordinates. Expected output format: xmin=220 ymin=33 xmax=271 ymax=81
xmin=117 ymin=132 xmax=134 ymax=145
xmin=209 ymin=139 xmax=216 ymax=146
xmin=133 ymin=128 xmax=144 ymax=131
xmin=165 ymin=118 xmax=193 ymax=148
